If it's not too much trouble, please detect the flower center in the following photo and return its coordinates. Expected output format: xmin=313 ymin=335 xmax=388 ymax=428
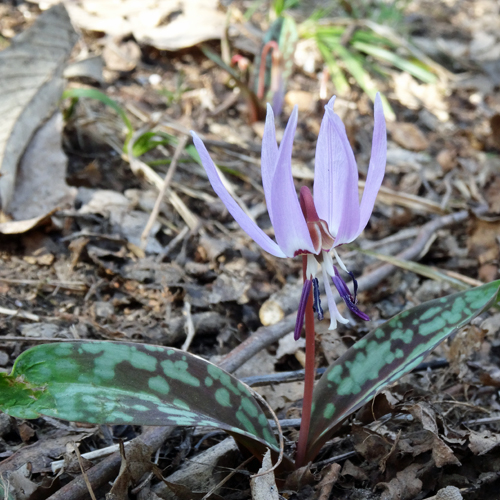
xmin=299 ymin=186 xmax=335 ymax=254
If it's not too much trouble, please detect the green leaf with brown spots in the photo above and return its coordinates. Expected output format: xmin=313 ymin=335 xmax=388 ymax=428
xmin=305 ymin=280 xmax=500 ymax=463
xmin=0 ymin=342 xmax=279 ymax=457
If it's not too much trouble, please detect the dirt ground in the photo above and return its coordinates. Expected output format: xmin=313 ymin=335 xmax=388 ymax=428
xmin=0 ymin=0 xmax=499 ymax=499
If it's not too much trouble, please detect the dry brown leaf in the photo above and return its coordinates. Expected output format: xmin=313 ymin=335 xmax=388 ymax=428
xmin=0 ymin=4 xmax=77 ymax=211
xmin=103 ymin=39 xmax=141 ymax=72
xmin=388 ymin=122 xmax=429 ymax=151
xmin=8 ymin=112 xmax=77 ymax=221
xmin=377 ymin=463 xmax=424 ymax=500
xmin=250 ymin=450 xmax=280 ymax=500
xmin=341 ymin=460 xmax=369 ymax=481
xmin=64 ymin=0 xmax=225 ymax=51
xmin=0 ymin=211 xmax=55 ymax=235
xmin=283 ymin=462 xmax=315 ymax=491
xmin=468 ymin=430 xmax=500 ymax=455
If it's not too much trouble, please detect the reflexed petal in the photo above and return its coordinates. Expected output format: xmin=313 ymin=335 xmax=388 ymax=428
xmin=192 ymin=132 xmax=286 ymax=258
xmin=321 ymin=266 xmax=349 ymax=330
xmin=270 ymin=106 xmax=315 ymax=257
xmin=313 ymin=97 xmax=360 ymax=245
xmin=294 ymin=279 xmax=312 ymax=340
xmin=261 ymin=104 xmax=279 ymax=224
xmin=358 ymin=92 xmax=387 ymax=233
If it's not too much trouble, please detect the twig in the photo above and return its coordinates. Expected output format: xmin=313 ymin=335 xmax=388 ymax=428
xmin=218 ymin=210 xmax=470 ymax=373
xmin=141 ymin=136 xmax=188 ymax=246
xmin=125 ymin=127 xmax=199 ymax=231
xmin=51 ymin=442 xmax=132 ymax=473
xmin=0 ymin=307 xmax=39 ymax=321
xmin=180 ymin=300 xmax=196 ymax=351
xmin=74 ymin=444 xmax=97 ymax=500
xmin=200 ymin=457 xmax=254 ymax=500
xmin=240 ymin=358 xmax=449 ymax=387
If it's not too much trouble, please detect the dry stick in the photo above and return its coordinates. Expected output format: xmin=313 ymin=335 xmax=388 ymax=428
xmin=74 ymin=444 xmax=97 ymax=500
xmin=295 ymin=256 xmax=316 ymax=469
xmin=141 ymin=136 xmax=188 ymax=246
xmin=46 ymin=427 xmax=172 ymax=500
xmin=218 ymin=209 xmax=470 ymax=374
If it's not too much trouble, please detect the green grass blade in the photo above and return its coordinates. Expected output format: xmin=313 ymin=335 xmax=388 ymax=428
xmin=316 ymin=38 xmax=350 ymax=95
xmin=62 ymin=87 xmax=133 ymax=136
xmin=305 ymin=280 xmax=500 ymax=463
xmin=352 ymin=41 xmax=437 ymax=83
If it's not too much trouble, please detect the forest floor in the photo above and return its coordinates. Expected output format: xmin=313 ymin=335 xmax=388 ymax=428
xmin=0 ymin=0 xmax=499 ymax=499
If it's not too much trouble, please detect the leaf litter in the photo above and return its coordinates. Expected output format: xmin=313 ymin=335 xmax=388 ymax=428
xmin=0 ymin=0 xmax=499 ymax=499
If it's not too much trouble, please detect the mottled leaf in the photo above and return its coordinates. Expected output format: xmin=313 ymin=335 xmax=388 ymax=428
xmin=305 ymin=280 xmax=500 ymax=462
xmin=0 ymin=342 xmax=278 ymax=456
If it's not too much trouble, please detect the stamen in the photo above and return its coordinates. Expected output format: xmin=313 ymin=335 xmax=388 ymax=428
xmin=347 ymin=270 xmax=359 ymax=301
xmin=306 ymin=253 xmax=318 ymax=279
xmin=312 ymin=277 xmax=323 ymax=321
xmin=321 ymin=266 xmax=349 ymax=330
xmin=321 ymin=250 xmax=335 ymax=276
xmin=294 ymin=279 xmax=312 ymax=340
xmin=332 ymin=268 xmax=370 ymax=321
xmin=333 ymin=248 xmax=349 ymax=273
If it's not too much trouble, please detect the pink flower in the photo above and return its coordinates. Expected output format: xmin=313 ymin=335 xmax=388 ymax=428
xmin=192 ymin=94 xmax=386 ymax=338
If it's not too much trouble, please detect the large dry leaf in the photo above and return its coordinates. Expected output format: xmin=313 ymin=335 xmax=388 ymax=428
xmin=0 ymin=4 xmax=78 ymax=211
xmin=56 ymin=0 xmax=225 ymax=50
xmin=8 ymin=112 xmax=77 ymax=221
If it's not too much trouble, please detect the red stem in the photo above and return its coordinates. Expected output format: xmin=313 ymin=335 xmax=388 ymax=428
xmin=257 ymin=41 xmax=280 ymax=100
xmin=295 ymin=255 xmax=315 ymax=468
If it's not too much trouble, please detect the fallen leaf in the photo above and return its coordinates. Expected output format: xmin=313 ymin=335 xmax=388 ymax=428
xmin=8 ymin=112 xmax=77 ymax=221
xmin=389 ymin=122 xmax=429 ymax=151
xmin=64 ymin=0 xmax=225 ymax=51
xmin=377 ymin=463 xmax=424 ymax=500
xmin=103 ymin=39 xmax=141 ymax=72
xmin=250 ymin=449 xmax=280 ymax=500
xmin=468 ymin=430 xmax=500 ymax=455
xmin=0 ymin=211 xmax=55 ymax=235
xmin=0 ymin=4 xmax=77 ymax=211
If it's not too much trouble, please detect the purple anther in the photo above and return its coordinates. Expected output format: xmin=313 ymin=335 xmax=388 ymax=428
xmin=332 ymin=268 xmax=369 ymax=321
xmin=294 ymin=279 xmax=312 ymax=340
xmin=312 ymin=277 xmax=324 ymax=321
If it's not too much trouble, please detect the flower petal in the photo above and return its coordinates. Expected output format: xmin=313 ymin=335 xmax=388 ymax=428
xmin=358 ymin=92 xmax=386 ymax=233
xmin=261 ymin=104 xmax=279 ymax=224
xmin=313 ymin=97 xmax=360 ymax=246
xmin=270 ymin=106 xmax=316 ymax=257
xmin=192 ymin=132 xmax=286 ymax=258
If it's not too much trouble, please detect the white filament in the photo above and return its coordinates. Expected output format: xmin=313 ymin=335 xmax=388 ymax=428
xmin=321 ymin=266 xmax=349 ymax=330
xmin=306 ymin=253 xmax=319 ymax=279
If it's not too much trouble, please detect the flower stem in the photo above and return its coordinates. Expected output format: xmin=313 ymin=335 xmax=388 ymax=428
xmin=295 ymin=255 xmax=315 ymax=468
